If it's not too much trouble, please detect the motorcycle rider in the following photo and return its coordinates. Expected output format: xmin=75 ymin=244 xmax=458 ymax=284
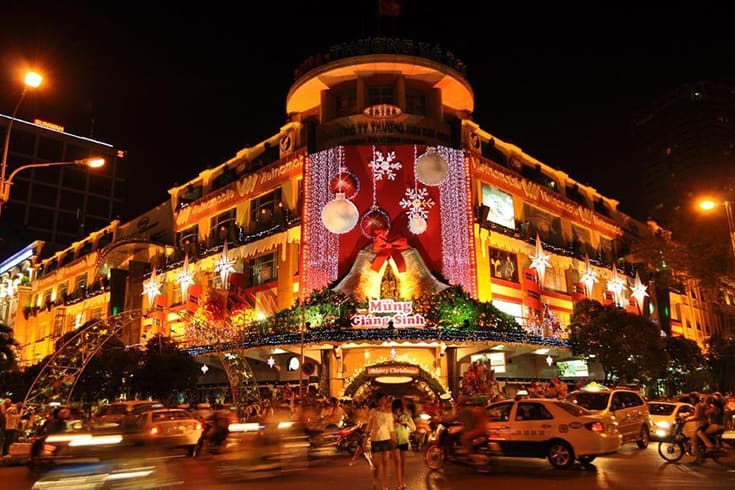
xmin=697 ymin=393 xmax=726 ymax=454
xmin=457 ymin=399 xmax=488 ymax=462
xmin=683 ymin=392 xmax=707 ymax=461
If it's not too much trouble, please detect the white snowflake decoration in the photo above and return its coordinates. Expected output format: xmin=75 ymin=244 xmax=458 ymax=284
xmin=400 ymin=187 xmax=434 ymax=219
xmin=370 ymin=149 xmax=402 ymax=181
xmin=176 ymin=253 xmax=195 ymax=299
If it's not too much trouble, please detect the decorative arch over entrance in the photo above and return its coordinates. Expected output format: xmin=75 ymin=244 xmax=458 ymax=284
xmin=22 ymin=309 xmax=260 ymax=419
xmin=342 ymin=361 xmax=450 ymax=402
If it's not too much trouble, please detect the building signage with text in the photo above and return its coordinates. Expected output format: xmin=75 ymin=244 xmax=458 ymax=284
xmin=367 ymin=365 xmax=420 ymax=377
xmin=350 ymin=299 xmax=426 ymax=328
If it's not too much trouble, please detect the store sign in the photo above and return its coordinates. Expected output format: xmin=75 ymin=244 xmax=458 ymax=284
xmin=367 ymin=365 xmax=420 ymax=377
xmin=350 ymin=299 xmax=426 ymax=328
xmin=470 ymin=352 xmax=506 ymax=374
xmin=175 ymin=151 xmax=305 ymax=229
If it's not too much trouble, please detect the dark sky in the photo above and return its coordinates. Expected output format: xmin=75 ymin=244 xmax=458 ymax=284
xmin=1 ymin=2 xmax=733 ymax=222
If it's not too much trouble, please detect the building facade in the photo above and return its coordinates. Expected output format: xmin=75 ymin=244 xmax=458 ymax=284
xmin=10 ymin=38 xmax=723 ymax=404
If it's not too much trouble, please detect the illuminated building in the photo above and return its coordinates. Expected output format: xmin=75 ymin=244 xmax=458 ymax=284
xmin=11 ymin=38 xmax=720 ymax=403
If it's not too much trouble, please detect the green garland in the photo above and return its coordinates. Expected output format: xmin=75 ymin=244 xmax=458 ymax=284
xmin=244 ymin=286 xmax=522 ymax=335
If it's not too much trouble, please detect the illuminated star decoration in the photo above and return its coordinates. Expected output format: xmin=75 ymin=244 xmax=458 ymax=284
xmin=607 ymin=264 xmax=627 ymax=306
xmin=214 ymin=241 xmax=236 ymax=288
xmin=546 ymin=355 xmax=554 ymax=367
xmin=176 ymin=253 xmax=195 ymax=299
xmin=142 ymin=267 xmax=163 ymax=305
xmin=200 ymin=364 xmax=209 ymax=375
xmin=580 ymin=255 xmax=598 ymax=297
xmin=390 ymin=348 xmax=397 ymax=360
xmin=267 ymin=356 xmax=276 ymax=368
xmin=529 ymin=233 xmax=552 ymax=289
xmin=630 ymin=272 xmax=649 ymax=311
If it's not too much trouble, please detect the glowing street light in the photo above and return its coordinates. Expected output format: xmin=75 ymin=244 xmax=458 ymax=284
xmin=698 ymin=197 xmax=735 ymax=262
xmin=1 ymin=71 xmax=43 ymax=197
xmin=0 ymin=157 xmax=106 ymax=215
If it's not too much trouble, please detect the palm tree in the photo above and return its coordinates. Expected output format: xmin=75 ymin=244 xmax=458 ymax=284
xmin=0 ymin=322 xmax=19 ymax=372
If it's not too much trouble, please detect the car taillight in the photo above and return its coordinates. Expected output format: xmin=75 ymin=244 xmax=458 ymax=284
xmin=150 ymin=426 xmax=160 ymax=435
xmin=585 ymin=421 xmax=605 ymax=433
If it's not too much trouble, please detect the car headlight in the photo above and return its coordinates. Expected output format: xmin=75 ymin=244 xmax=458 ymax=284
xmin=655 ymin=421 xmax=670 ymax=429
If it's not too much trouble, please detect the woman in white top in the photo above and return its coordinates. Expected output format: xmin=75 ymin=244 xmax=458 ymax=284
xmin=367 ymin=393 xmax=396 ymax=490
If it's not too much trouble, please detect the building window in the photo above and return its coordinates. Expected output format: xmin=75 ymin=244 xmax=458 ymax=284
xmin=75 ymin=273 xmax=87 ymax=293
xmin=336 ymin=93 xmax=357 ymax=117
xmin=248 ymin=252 xmax=278 ymax=286
xmin=367 ymin=85 xmax=395 ymax=106
xmin=57 ymin=282 xmax=69 ymax=303
xmin=209 ymin=208 xmax=237 ymax=246
xmin=543 ymin=267 xmax=567 ymax=294
xmin=53 ymin=309 xmax=66 ymax=336
xmin=405 ymin=90 xmax=426 ymax=116
xmin=177 ymin=225 xmax=199 ymax=257
xmin=249 ymin=188 xmax=283 ymax=233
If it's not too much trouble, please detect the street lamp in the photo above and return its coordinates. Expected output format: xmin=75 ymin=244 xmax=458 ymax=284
xmin=1 ymin=71 xmax=43 ymax=197
xmin=699 ymin=198 xmax=735 ymax=261
xmin=0 ymin=157 xmax=106 ymax=216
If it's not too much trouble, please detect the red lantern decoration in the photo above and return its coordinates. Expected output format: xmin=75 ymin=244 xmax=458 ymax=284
xmin=360 ymin=206 xmax=391 ymax=239
xmin=329 ymin=168 xmax=359 ymax=200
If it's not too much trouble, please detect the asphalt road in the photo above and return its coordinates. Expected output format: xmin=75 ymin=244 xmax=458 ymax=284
xmin=4 ymin=443 xmax=735 ymax=489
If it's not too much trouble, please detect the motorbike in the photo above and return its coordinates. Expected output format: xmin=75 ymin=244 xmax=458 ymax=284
xmin=336 ymin=422 xmax=366 ymax=455
xmin=658 ymin=416 xmax=731 ymax=463
xmin=410 ymin=413 xmax=433 ymax=453
xmin=193 ymin=416 xmax=230 ymax=457
xmin=424 ymin=421 xmax=493 ymax=472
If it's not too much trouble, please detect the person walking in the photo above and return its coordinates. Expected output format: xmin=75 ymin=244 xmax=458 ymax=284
xmin=392 ymin=398 xmax=414 ymax=490
xmin=2 ymin=400 xmax=22 ymax=457
xmin=367 ymin=393 xmax=396 ymax=490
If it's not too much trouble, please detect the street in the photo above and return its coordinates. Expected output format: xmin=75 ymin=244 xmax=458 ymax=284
xmin=3 ymin=443 xmax=734 ymax=490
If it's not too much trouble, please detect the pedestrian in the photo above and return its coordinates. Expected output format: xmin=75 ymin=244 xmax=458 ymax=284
xmin=2 ymin=401 xmax=22 ymax=457
xmin=367 ymin=393 xmax=396 ymax=490
xmin=0 ymin=399 xmax=7 ymax=459
xmin=392 ymin=398 xmax=415 ymax=490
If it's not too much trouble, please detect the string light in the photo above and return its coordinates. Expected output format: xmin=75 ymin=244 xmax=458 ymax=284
xmin=303 ymin=148 xmax=340 ymax=293
xmin=438 ymin=146 xmax=474 ymax=295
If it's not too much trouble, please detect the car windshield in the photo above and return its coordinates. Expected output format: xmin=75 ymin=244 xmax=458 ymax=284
xmin=648 ymin=403 xmax=675 ymax=416
xmin=553 ymin=400 xmax=592 ymax=416
xmin=566 ymin=392 xmax=610 ymax=411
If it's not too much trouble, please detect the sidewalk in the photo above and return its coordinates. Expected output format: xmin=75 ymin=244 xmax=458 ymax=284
xmin=0 ymin=442 xmax=30 ymax=467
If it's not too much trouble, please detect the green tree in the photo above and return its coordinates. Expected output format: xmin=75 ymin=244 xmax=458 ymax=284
xmin=706 ymin=333 xmax=735 ymax=393
xmin=72 ymin=336 xmax=143 ymax=404
xmin=0 ymin=322 xmax=19 ymax=373
xmin=663 ymin=335 xmax=705 ymax=395
xmin=131 ymin=335 xmax=200 ymax=405
xmin=569 ymin=300 xmax=668 ymax=386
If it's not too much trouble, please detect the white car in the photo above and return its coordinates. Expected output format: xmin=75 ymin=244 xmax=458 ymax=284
xmin=647 ymin=401 xmax=694 ymax=441
xmin=127 ymin=408 xmax=202 ymax=454
xmin=484 ymin=398 xmax=622 ymax=468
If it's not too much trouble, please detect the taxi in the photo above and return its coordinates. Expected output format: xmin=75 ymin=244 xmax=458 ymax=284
xmin=485 ymin=397 xmax=622 ymax=468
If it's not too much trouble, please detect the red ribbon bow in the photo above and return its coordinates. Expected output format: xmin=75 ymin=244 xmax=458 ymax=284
xmin=371 ymin=231 xmax=408 ymax=273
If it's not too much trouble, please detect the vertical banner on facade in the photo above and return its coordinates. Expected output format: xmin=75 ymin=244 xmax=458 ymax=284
xmin=571 ymin=282 xmax=586 ymax=303
xmin=602 ymin=290 xmax=615 ymax=306
xmin=522 ymin=268 xmax=542 ymax=312
xmin=185 ymin=284 xmax=203 ymax=313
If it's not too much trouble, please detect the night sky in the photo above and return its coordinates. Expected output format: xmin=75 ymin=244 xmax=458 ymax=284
xmin=1 ymin=2 xmax=733 ymax=223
